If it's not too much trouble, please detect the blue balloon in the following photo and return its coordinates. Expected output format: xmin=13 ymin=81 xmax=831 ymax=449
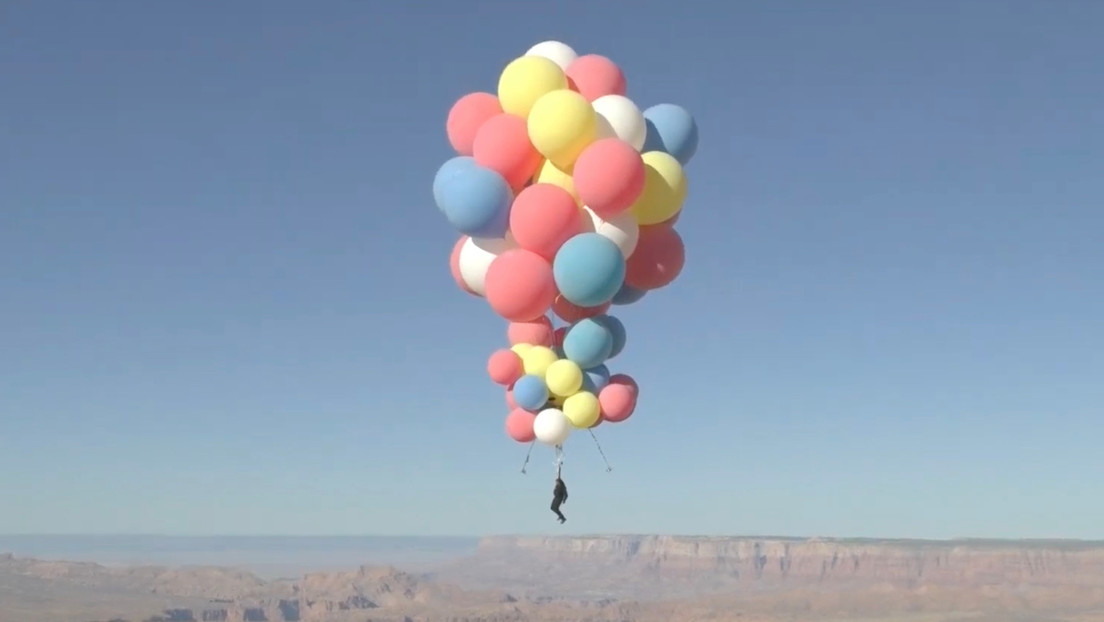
xmin=562 ymin=318 xmax=614 ymax=369
xmin=434 ymin=161 xmax=513 ymax=238
xmin=553 ymin=233 xmax=626 ymax=307
xmin=612 ymin=281 xmax=647 ymax=305
xmin=581 ymin=364 xmax=611 ymax=394
xmin=513 ymin=374 xmax=550 ymax=412
xmin=594 ymin=315 xmax=626 ymax=359
xmin=642 ymin=103 xmax=698 ymax=166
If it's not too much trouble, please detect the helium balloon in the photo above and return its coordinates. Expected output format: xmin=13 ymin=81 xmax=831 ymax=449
xmin=545 ymin=359 xmax=583 ymax=397
xmin=446 ymin=93 xmax=502 ymax=156
xmin=565 ymin=55 xmax=626 ymax=102
xmin=592 ymin=94 xmax=646 ymax=152
xmin=549 ymin=393 xmax=566 ymax=407
xmin=505 ymin=408 xmax=537 ymax=443
xmin=562 ymin=317 xmax=614 ymax=369
xmin=509 ymin=183 xmax=584 ymax=261
xmin=612 ymin=281 xmax=647 ymax=305
xmin=643 ymin=103 xmax=699 ymax=166
xmin=526 ymin=40 xmax=578 ymax=71
xmin=535 ymin=159 xmax=581 ymax=205
xmin=435 ymin=163 xmax=514 ymax=237
xmin=552 ymin=233 xmax=625 ymax=307
xmin=609 ymin=373 xmax=639 ymax=397
xmin=533 ymin=407 xmax=571 ymax=445
xmin=582 ymin=207 xmax=639 ymax=259
xmin=457 ymin=235 xmax=516 ymax=296
xmin=487 ymin=349 xmax=523 ymax=385
xmin=513 ymin=374 xmax=550 ymax=411
xmin=552 ymin=295 xmax=611 ymax=324
xmin=582 ymin=364 xmax=611 ymax=393
xmin=497 ymin=56 xmax=568 ymax=118
xmin=433 ymin=156 xmax=476 ymax=207
xmin=589 ymin=412 xmax=605 ymax=428
xmin=572 ymin=138 xmax=645 ymax=219
xmin=598 ymin=382 xmax=636 ymax=422
xmin=510 ymin=343 xmax=533 ymax=358
xmin=507 ymin=316 xmax=554 ymax=346
xmin=448 ymin=236 xmax=477 ymax=296
xmin=521 ymin=345 xmax=559 ymax=378
xmin=484 ymin=249 xmax=557 ymax=322
xmin=473 ymin=113 xmax=543 ymax=190
xmin=563 ymin=390 xmax=601 ymax=428
xmin=527 ymin=89 xmax=597 ymax=171
xmin=629 ymin=151 xmax=687 ymax=226
xmin=552 ymin=326 xmax=567 ymax=348
xmin=625 ymin=223 xmax=685 ymax=290
xmin=594 ymin=314 xmax=627 ymax=359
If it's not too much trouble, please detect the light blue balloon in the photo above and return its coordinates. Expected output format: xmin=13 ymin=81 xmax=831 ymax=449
xmin=434 ymin=162 xmax=513 ymax=238
xmin=513 ymin=374 xmax=549 ymax=412
xmin=581 ymin=364 xmax=611 ymax=394
xmin=432 ymin=156 xmax=477 ymax=206
xmin=552 ymin=233 xmax=626 ymax=307
xmin=562 ymin=318 xmax=614 ymax=369
xmin=612 ymin=281 xmax=647 ymax=305
xmin=594 ymin=315 xmax=626 ymax=359
xmin=642 ymin=103 xmax=698 ymax=166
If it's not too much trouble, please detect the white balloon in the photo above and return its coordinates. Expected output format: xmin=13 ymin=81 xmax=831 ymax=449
xmin=592 ymin=95 xmax=647 ymax=152
xmin=457 ymin=235 xmax=516 ymax=296
xmin=582 ymin=207 xmax=639 ymax=258
xmin=525 ymin=40 xmax=578 ymax=72
xmin=533 ymin=408 xmax=572 ymax=446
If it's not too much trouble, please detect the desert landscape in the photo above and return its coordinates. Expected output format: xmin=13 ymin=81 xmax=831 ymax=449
xmin=3 ymin=535 xmax=1104 ymax=622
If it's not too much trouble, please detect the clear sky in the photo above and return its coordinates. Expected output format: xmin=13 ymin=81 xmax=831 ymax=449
xmin=2 ymin=0 xmax=1102 ymax=540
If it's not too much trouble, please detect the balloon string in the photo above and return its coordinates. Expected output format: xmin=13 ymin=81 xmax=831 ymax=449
xmin=554 ymin=445 xmax=564 ymax=478
xmin=520 ymin=441 xmax=535 ymax=474
xmin=589 ymin=430 xmax=613 ymax=472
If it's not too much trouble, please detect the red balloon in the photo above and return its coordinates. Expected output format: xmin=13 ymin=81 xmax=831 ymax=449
xmin=598 ymin=383 xmax=636 ymax=423
xmin=509 ymin=184 xmax=584 ymax=261
xmin=484 ymin=249 xmax=558 ymax=322
xmin=505 ymin=408 xmax=537 ymax=443
xmin=552 ymin=326 xmax=568 ymax=348
xmin=552 ymin=295 xmax=611 ymax=324
xmin=565 ymin=55 xmax=626 ymax=102
xmin=446 ymin=92 xmax=502 ymax=156
xmin=473 ymin=113 xmax=543 ymax=191
xmin=572 ymin=139 xmax=645 ymax=219
xmin=625 ymin=223 xmax=685 ymax=290
xmin=449 ymin=236 xmax=477 ymax=296
xmin=608 ymin=373 xmax=639 ymax=397
xmin=508 ymin=316 xmax=554 ymax=346
xmin=487 ymin=349 xmax=523 ymax=386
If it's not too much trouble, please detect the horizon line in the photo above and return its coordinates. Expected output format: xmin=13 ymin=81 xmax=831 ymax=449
xmin=2 ymin=533 xmax=1102 ymax=543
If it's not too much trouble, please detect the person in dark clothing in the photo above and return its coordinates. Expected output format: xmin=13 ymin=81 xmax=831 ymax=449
xmin=551 ymin=476 xmax=568 ymax=523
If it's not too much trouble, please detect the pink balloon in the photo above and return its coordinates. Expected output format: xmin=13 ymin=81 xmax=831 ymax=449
xmin=484 ymin=249 xmax=558 ymax=322
xmin=509 ymin=184 xmax=584 ymax=261
xmin=446 ymin=92 xmax=502 ymax=156
xmin=505 ymin=408 xmax=537 ymax=443
xmin=598 ymin=383 xmax=636 ymax=423
xmin=552 ymin=326 xmax=568 ymax=348
xmin=572 ymin=139 xmax=645 ymax=219
xmin=449 ymin=236 xmax=477 ymax=296
xmin=625 ymin=223 xmax=685 ymax=290
xmin=552 ymin=295 xmax=611 ymax=323
xmin=565 ymin=55 xmax=626 ymax=102
xmin=508 ymin=316 xmax=554 ymax=346
xmin=487 ymin=349 xmax=523 ymax=386
xmin=473 ymin=113 xmax=543 ymax=191
xmin=506 ymin=385 xmax=518 ymax=409
xmin=608 ymin=373 xmax=639 ymax=396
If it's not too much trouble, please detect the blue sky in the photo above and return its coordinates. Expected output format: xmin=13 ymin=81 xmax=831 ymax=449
xmin=2 ymin=1 xmax=1102 ymax=539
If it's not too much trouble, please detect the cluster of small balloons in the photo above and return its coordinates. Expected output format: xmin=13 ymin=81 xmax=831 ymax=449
xmin=432 ymin=40 xmax=698 ymax=448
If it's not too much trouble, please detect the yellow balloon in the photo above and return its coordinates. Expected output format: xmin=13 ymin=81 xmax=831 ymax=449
xmin=563 ymin=391 xmax=600 ymax=428
xmin=629 ymin=151 xmax=688 ymax=225
xmin=497 ymin=56 xmax=568 ymax=119
xmin=527 ymin=89 xmax=597 ymax=172
xmin=550 ymin=393 xmax=567 ymax=407
xmin=535 ymin=159 xmax=582 ymax=205
xmin=545 ymin=359 xmax=583 ymax=397
xmin=522 ymin=345 xmax=559 ymax=378
xmin=510 ymin=343 xmax=533 ymax=358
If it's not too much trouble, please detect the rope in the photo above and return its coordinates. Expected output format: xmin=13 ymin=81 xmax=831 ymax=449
xmin=589 ymin=429 xmax=613 ymax=472
xmin=554 ymin=444 xmax=564 ymax=478
xmin=520 ymin=441 xmax=535 ymax=474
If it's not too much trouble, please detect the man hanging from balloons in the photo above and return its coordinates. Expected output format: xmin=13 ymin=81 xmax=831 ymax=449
xmin=433 ymin=39 xmax=698 ymax=523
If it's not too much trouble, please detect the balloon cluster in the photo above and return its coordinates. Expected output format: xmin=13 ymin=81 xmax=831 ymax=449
xmin=433 ymin=40 xmax=698 ymax=450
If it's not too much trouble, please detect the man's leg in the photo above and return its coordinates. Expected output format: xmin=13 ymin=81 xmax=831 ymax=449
xmin=551 ymin=498 xmax=566 ymax=522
